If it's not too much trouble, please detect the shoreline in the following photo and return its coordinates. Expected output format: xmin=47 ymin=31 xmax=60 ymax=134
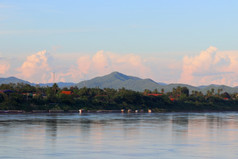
xmin=1 ymin=109 xmax=238 ymax=114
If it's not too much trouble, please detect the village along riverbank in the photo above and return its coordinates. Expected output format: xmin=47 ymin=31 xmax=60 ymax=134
xmin=1 ymin=83 xmax=238 ymax=113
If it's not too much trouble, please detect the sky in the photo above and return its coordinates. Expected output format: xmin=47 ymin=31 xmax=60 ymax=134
xmin=0 ymin=0 xmax=238 ymax=86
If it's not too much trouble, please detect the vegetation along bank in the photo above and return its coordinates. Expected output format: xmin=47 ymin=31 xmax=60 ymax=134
xmin=0 ymin=83 xmax=238 ymax=112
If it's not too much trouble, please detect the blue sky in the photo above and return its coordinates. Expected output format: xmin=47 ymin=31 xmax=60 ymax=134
xmin=0 ymin=0 xmax=238 ymax=85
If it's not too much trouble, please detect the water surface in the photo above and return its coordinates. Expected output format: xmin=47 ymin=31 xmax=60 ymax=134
xmin=1 ymin=112 xmax=238 ymax=159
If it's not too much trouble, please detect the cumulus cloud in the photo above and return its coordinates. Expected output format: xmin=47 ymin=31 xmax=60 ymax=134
xmin=16 ymin=50 xmax=183 ymax=83
xmin=7 ymin=47 xmax=238 ymax=86
xmin=16 ymin=50 xmax=154 ymax=83
xmin=73 ymin=50 xmax=153 ymax=81
xmin=0 ymin=62 xmax=10 ymax=74
xmin=180 ymin=46 xmax=238 ymax=86
xmin=17 ymin=50 xmax=52 ymax=83
xmin=13 ymin=49 xmax=181 ymax=84
xmin=0 ymin=55 xmax=10 ymax=75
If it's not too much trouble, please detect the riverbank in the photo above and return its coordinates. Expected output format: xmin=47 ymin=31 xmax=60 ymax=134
xmin=0 ymin=109 xmax=147 ymax=113
xmin=1 ymin=83 xmax=238 ymax=113
xmin=1 ymin=109 xmax=238 ymax=114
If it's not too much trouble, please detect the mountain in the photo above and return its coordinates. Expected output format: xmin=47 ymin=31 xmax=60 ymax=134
xmin=0 ymin=77 xmax=75 ymax=88
xmin=76 ymin=72 xmax=199 ymax=92
xmin=162 ymin=83 xmax=199 ymax=93
xmin=0 ymin=77 xmax=31 ymax=85
xmin=37 ymin=82 xmax=75 ymax=88
xmin=1 ymin=72 xmax=238 ymax=94
xmin=2 ymin=73 xmax=165 ymax=92
xmin=76 ymin=72 xmax=238 ymax=94
xmin=76 ymin=72 xmax=163 ymax=91
xmin=157 ymin=82 xmax=167 ymax=85
xmin=200 ymin=84 xmax=237 ymax=94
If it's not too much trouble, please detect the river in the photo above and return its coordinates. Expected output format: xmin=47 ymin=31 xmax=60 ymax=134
xmin=0 ymin=112 xmax=238 ymax=159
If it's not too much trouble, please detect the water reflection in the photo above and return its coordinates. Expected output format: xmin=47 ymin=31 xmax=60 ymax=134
xmin=1 ymin=112 xmax=238 ymax=158
xmin=172 ymin=113 xmax=189 ymax=134
xmin=46 ymin=117 xmax=58 ymax=138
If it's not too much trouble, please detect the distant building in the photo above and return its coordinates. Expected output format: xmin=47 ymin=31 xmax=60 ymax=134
xmin=147 ymin=93 xmax=163 ymax=97
xmin=170 ymin=98 xmax=175 ymax=102
xmin=223 ymin=98 xmax=229 ymax=100
xmin=61 ymin=91 xmax=72 ymax=95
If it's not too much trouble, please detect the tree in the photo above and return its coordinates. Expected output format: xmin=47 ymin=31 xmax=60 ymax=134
xmin=211 ymin=88 xmax=215 ymax=96
xmin=161 ymin=88 xmax=165 ymax=94
xmin=0 ymin=93 xmax=4 ymax=103
xmin=217 ymin=88 xmax=223 ymax=96
xmin=206 ymin=90 xmax=211 ymax=97
xmin=46 ymin=84 xmax=60 ymax=103
xmin=52 ymin=83 xmax=59 ymax=95
xmin=181 ymin=87 xmax=189 ymax=97
xmin=177 ymin=86 xmax=182 ymax=96
xmin=153 ymin=89 xmax=159 ymax=94
xmin=172 ymin=88 xmax=176 ymax=97
xmin=59 ymin=93 xmax=74 ymax=105
xmin=221 ymin=92 xmax=231 ymax=99
xmin=143 ymin=89 xmax=151 ymax=95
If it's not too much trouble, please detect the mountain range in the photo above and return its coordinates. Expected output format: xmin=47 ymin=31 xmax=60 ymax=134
xmin=1 ymin=72 xmax=238 ymax=94
xmin=76 ymin=72 xmax=238 ymax=94
xmin=0 ymin=77 xmax=75 ymax=88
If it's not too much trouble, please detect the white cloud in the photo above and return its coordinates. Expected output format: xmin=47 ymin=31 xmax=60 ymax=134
xmin=17 ymin=50 xmax=52 ymax=83
xmin=64 ymin=50 xmax=182 ymax=84
xmin=13 ymin=50 xmax=181 ymax=84
xmin=73 ymin=50 xmax=153 ymax=80
xmin=7 ymin=48 xmax=238 ymax=86
xmin=180 ymin=46 xmax=238 ymax=86
xmin=0 ymin=55 xmax=10 ymax=75
xmin=0 ymin=62 xmax=10 ymax=74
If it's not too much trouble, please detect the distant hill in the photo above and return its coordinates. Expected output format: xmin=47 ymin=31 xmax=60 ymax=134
xmin=162 ymin=83 xmax=199 ymax=93
xmin=37 ymin=82 xmax=75 ymax=88
xmin=0 ymin=77 xmax=31 ymax=85
xmin=76 ymin=72 xmax=162 ymax=91
xmin=76 ymin=72 xmax=198 ymax=92
xmin=0 ymin=77 xmax=75 ymax=88
xmin=157 ymin=82 xmax=167 ymax=86
xmin=76 ymin=72 xmax=238 ymax=94
xmin=200 ymin=84 xmax=238 ymax=94
xmin=1 ymin=72 xmax=238 ymax=94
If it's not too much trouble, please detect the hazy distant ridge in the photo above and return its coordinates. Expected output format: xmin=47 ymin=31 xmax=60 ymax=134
xmin=0 ymin=77 xmax=31 ymax=85
xmin=75 ymin=72 xmax=238 ymax=94
xmin=0 ymin=77 xmax=75 ymax=88
xmin=76 ymin=72 xmax=161 ymax=91
xmin=1 ymin=72 xmax=238 ymax=94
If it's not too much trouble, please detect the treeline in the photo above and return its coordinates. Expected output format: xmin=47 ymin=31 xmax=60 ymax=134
xmin=0 ymin=83 xmax=238 ymax=112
